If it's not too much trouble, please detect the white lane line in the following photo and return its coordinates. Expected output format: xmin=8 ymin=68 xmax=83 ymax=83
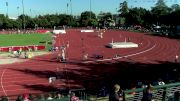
xmin=0 ymin=88 xmax=36 ymax=93
xmin=83 ymin=44 xmax=156 ymax=63
xmin=1 ymin=69 xmax=7 ymax=96
xmin=2 ymin=79 xmax=47 ymax=83
xmin=0 ymin=82 xmax=49 ymax=88
xmin=123 ymin=44 xmax=156 ymax=58
xmin=0 ymin=63 xmax=58 ymax=68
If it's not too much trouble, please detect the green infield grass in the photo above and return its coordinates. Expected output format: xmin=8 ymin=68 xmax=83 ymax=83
xmin=0 ymin=33 xmax=52 ymax=49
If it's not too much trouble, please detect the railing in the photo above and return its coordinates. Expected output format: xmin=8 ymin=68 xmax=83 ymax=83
xmin=124 ymin=82 xmax=180 ymax=101
xmin=4 ymin=82 xmax=180 ymax=101
xmin=92 ymin=82 xmax=180 ymax=101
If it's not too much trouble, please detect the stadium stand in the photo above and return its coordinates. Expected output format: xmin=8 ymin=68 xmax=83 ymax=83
xmin=2 ymin=82 xmax=180 ymax=101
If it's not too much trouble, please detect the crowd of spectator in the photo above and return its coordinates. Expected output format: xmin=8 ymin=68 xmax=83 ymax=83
xmin=0 ymin=92 xmax=80 ymax=101
xmin=0 ymin=29 xmax=37 ymax=34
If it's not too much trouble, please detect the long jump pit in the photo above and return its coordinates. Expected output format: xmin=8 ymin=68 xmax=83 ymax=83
xmin=0 ymin=52 xmax=48 ymax=65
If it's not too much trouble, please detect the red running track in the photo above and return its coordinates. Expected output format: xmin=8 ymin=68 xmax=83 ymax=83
xmin=0 ymin=29 xmax=179 ymax=98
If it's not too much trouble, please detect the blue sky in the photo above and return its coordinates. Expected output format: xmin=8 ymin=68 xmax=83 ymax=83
xmin=0 ymin=0 xmax=179 ymax=18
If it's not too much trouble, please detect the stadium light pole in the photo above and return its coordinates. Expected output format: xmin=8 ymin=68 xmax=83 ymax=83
xmin=90 ymin=0 xmax=92 ymax=19
xmin=22 ymin=0 xmax=25 ymax=29
xmin=70 ymin=0 xmax=72 ymax=16
xmin=69 ymin=0 xmax=73 ymax=27
xmin=30 ymin=9 xmax=32 ymax=17
xmin=6 ymin=2 xmax=8 ymax=17
xmin=17 ymin=6 xmax=20 ymax=17
xmin=33 ymin=10 xmax=38 ymax=18
xmin=67 ymin=3 xmax=69 ymax=15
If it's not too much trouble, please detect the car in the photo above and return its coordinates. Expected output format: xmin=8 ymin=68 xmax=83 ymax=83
xmin=168 ymin=26 xmax=180 ymax=38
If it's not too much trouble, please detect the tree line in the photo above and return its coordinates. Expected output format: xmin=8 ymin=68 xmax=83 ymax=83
xmin=0 ymin=0 xmax=179 ymax=29
xmin=119 ymin=0 xmax=180 ymax=28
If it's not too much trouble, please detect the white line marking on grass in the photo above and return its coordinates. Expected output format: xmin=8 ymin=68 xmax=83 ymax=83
xmin=1 ymin=69 xmax=7 ymax=96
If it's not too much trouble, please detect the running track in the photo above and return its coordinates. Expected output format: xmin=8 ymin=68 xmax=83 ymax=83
xmin=0 ymin=29 xmax=180 ymax=99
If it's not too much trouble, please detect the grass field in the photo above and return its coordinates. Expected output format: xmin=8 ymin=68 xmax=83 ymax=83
xmin=0 ymin=33 xmax=52 ymax=47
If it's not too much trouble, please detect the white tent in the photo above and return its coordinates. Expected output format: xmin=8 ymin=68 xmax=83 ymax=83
xmin=154 ymin=26 xmax=161 ymax=29
xmin=52 ymin=30 xmax=66 ymax=34
xmin=80 ymin=30 xmax=94 ymax=32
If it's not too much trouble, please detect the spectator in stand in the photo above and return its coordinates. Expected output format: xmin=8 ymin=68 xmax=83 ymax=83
xmin=172 ymin=91 xmax=180 ymax=101
xmin=55 ymin=93 xmax=62 ymax=99
xmin=28 ymin=94 xmax=34 ymax=101
xmin=1 ymin=96 xmax=8 ymax=101
xmin=131 ymin=86 xmax=136 ymax=95
xmin=16 ymin=95 xmax=23 ymax=101
xmin=141 ymin=84 xmax=153 ymax=101
xmin=137 ymin=81 xmax=144 ymax=88
xmin=175 ymin=55 xmax=179 ymax=63
xmin=37 ymin=94 xmax=45 ymax=101
xmin=46 ymin=94 xmax=53 ymax=100
xmin=70 ymin=92 xmax=79 ymax=101
xmin=109 ymin=84 xmax=124 ymax=101
xmin=23 ymin=94 xmax=31 ymax=101
xmin=98 ymin=85 xmax=108 ymax=97
xmin=157 ymin=78 xmax=165 ymax=85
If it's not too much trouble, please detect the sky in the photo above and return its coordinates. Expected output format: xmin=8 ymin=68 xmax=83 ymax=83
xmin=0 ymin=0 xmax=179 ymax=18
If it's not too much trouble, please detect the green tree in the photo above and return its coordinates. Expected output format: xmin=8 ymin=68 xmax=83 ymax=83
xmin=80 ymin=11 xmax=96 ymax=26
xmin=0 ymin=14 xmax=7 ymax=29
xmin=169 ymin=9 xmax=180 ymax=25
xmin=142 ymin=10 xmax=153 ymax=28
xmin=151 ymin=0 xmax=169 ymax=25
xmin=18 ymin=14 xmax=33 ymax=29
xmin=126 ymin=7 xmax=146 ymax=25
xmin=119 ymin=17 xmax=126 ymax=25
xmin=45 ymin=14 xmax=60 ymax=27
xmin=118 ymin=1 xmax=129 ymax=16
xmin=117 ymin=1 xmax=129 ymax=26
xmin=13 ymin=19 xmax=22 ymax=29
xmin=151 ymin=0 xmax=169 ymax=16
xmin=171 ymin=4 xmax=180 ymax=12
xmin=97 ymin=12 xmax=113 ymax=27
xmin=88 ymin=19 xmax=98 ymax=26
xmin=5 ymin=19 xmax=14 ymax=28
xmin=37 ymin=17 xmax=50 ymax=28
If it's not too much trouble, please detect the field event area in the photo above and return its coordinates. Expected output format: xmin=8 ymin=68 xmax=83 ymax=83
xmin=0 ymin=33 xmax=52 ymax=47
xmin=0 ymin=28 xmax=179 ymax=100
xmin=0 ymin=0 xmax=180 ymax=100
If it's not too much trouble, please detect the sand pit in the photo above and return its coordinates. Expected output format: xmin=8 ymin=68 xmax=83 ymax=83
xmin=0 ymin=51 xmax=49 ymax=65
